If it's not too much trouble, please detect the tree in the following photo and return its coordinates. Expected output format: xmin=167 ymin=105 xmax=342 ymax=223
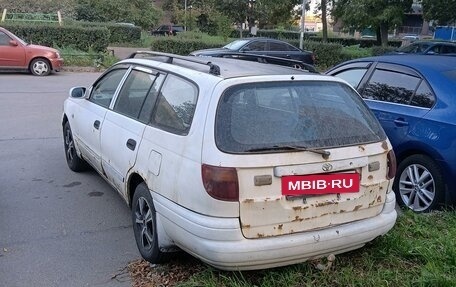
xmin=0 ymin=0 xmax=76 ymax=17
xmin=332 ymin=0 xmax=413 ymax=46
xmin=314 ymin=0 xmax=330 ymax=42
xmin=421 ymin=0 xmax=456 ymax=26
xmin=75 ymin=0 xmax=162 ymax=29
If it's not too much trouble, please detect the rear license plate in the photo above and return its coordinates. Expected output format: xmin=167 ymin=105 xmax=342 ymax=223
xmin=282 ymin=173 xmax=360 ymax=195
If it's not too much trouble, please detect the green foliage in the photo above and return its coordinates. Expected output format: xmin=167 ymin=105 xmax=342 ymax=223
xmin=67 ymin=21 xmax=142 ymax=44
xmin=150 ymin=210 xmax=456 ymax=287
xmin=0 ymin=0 xmax=76 ymax=18
xmin=371 ymin=46 xmax=397 ymax=56
xmin=2 ymin=23 xmax=109 ymax=52
xmin=74 ymin=0 xmax=162 ymax=30
xmin=421 ymin=0 xmax=456 ymax=26
xmin=149 ymin=37 xmax=227 ymax=55
xmin=59 ymin=46 xmax=118 ymax=68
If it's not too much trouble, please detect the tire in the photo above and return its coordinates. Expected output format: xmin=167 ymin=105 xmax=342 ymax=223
xmin=393 ymin=154 xmax=444 ymax=212
xmin=63 ymin=121 xmax=88 ymax=172
xmin=30 ymin=58 xmax=51 ymax=76
xmin=132 ymin=183 xmax=167 ymax=263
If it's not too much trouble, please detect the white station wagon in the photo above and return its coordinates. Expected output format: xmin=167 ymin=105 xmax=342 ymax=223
xmin=62 ymin=52 xmax=397 ymax=270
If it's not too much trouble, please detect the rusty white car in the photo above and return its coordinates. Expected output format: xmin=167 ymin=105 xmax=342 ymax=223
xmin=62 ymin=51 xmax=397 ymax=270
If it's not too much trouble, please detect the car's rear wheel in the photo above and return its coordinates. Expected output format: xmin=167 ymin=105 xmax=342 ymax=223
xmin=63 ymin=121 xmax=88 ymax=172
xmin=393 ymin=154 xmax=444 ymax=212
xmin=132 ymin=183 xmax=167 ymax=263
xmin=30 ymin=58 xmax=51 ymax=76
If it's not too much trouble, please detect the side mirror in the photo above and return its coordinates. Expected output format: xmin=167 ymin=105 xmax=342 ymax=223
xmin=9 ymin=40 xmax=18 ymax=47
xmin=69 ymin=87 xmax=86 ymax=98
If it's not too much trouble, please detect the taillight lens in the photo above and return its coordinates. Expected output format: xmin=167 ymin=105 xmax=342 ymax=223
xmin=386 ymin=150 xmax=397 ymax=180
xmin=202 ymin=164 xmax=239 ymax=201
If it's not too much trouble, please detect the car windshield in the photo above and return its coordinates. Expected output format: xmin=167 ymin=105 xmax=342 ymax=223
xmin=215 ymin=81 xmax=386 ymax=153
xmin=398 ymin=43 xmax=431 ymax=53
xmin=223 ymin=39 xmax=251 ymax=50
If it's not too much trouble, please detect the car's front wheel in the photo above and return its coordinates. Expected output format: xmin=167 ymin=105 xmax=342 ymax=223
xmin=30 ymin=58 xmax=51 ymax=76
xmin=132 ymin=183 xmax=167 ymax=263
xmin=393 ymin=154 xmax=444 ymax=212
xmin=63 ymin=121 xmax=88 ymax=172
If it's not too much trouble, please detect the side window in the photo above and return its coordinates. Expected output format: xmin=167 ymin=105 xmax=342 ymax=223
xmin=269 ymin=41 xmax=288 ymax=51
xmin=333 ymin=68 xmax=368 ymax=88
xmin=0 ymin=32 xmax=11 ymax=46
xmin=362 ymin=69 xmax=420 ymax=104
xmin=244 ymin=41 xmax=266 ymax=51
xmin=138 ymin=74 xmax=165 ymax=123
xmin=113 ymin=70 xmax=157 ymax=119
xmin=152 ymin=75 xmax=197 ymax=135
xmin=410 ymin=81 xmax=435 ymax=108
xmin=442 ymin=45 xmax=456 ymax=54
xmin=428 ymin=45 xmax=441 ymax=54
xmin=90 ymin=69 xmax=128 ymax=108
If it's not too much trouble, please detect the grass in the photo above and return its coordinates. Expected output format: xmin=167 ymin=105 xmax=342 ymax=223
xmin=129 ymin=209 xmax=456 ymax=287
xmin=58 ymin=46 xmax=118 ymax=68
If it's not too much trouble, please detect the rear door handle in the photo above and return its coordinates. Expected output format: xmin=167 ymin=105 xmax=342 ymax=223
xmin=393 ymin=118 xmax=409 ymax=127
xmin=93 ymin=120 xmax=100 ymax=130
xmin=126 ymin=139 xmax=136 ymax=151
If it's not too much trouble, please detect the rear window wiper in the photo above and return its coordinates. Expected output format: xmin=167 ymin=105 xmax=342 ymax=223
xmin=246 ymin=145 xmax=331 ymax=159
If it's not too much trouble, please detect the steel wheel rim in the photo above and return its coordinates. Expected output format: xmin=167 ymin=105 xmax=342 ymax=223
xmin=33 ymin=60 xmax=49 ymax=75
xmin=398 ymin=163 xmax=435 ymax=212
xmin=65 ymin=128 xmax=75 ymax=162
xmin=134 ymin=197 xmax=154 ymax=250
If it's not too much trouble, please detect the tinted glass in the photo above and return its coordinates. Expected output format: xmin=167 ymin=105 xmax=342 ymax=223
xmin=334 ymin=68 xmax=368 ymax=88
xmin=269 ymin=41 xmax=288 ymax=51
xmin=90 ymin=69 xmax=128 ymax=108
xmin=224 ymin=39 xmax=250 ymax=50
xmin=152 ymin=75 xmax=197 ymax=135
xmin=114 ymin=70 xmax=157 ymax=119
xmin=399 ymin=42 xmax=431 ymax=53
xmin=244 ymin=41 xmax=266 ymax=51
xmin=363 ymin=69 xmax=420 ymax=104
xmin=139 ymin=74 xmax=165 ymax=123
xmin=216 ymin=81 xmax=386 ymax=153
xmin=0 ymin=32 xmax=11 ymax=45
xmin=442 ymin=45 xmax=456 ymax=54
xmin=410 ymin=81 xmax=435 ymax=108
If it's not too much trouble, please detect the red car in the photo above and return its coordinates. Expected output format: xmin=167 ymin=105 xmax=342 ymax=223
xmin=0 ymin=27 xmax=63 ymax=76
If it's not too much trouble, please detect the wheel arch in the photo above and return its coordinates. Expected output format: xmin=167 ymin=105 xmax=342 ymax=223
xmin=127 ymin=172 xmax=147 ymax=207
xmin=29 ymin=56 xmax=53 ymax=70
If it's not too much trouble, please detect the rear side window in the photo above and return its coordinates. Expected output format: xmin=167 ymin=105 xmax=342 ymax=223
xmin=333 ymin=68 xmax=368 ymax=88
xmin=152 ymin=74 xmax=197 ymax=135
xmin=216 ymin=81 xmax=386 ymax=153
xmin=0 ymin=32 xmax=11 ymax=45
xmin=362 ymin=69 xmax=420 ymax=104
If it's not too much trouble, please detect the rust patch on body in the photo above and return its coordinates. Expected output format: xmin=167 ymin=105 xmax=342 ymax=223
xmin=242 ymin=224 xmax=251 ymax=228
xmin=278 ymin=224 xmax=283 ymax=230
xmin=257 ymin=233 xmax=265 ymax=238
xmin=353 ymin=205 xmax=363 ymax=211
xmin=377 ymin=195 xmax=382 ymax=203
xmin=316 ymin=201 xmax=334 ymax=207
xmin=368 ymin=175 xmax=373 ymax=180
xmin=381 ymin=141 xmax=388 ymax=151
xmin=243 ymin=199 xmax=254 ymax=203
xmin=358 ymin=145 xmax=365 ymax=152
xmin=292 ymin=216 xmax=304 ymax=222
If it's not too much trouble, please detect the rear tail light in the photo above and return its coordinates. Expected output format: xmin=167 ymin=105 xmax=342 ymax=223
xmin=386 ymin=150 xmax=397 ymax=180
xmin=202 ymin=164 xmax=239 ymax=201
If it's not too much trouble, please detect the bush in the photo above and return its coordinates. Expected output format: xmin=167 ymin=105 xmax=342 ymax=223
xmin=2 ymin=23 xmax=110 ymax=52
xmin=371 ymin=46 xmax=397 ymax=56
xmin=150 ymin=38 xmax=226 ymax=55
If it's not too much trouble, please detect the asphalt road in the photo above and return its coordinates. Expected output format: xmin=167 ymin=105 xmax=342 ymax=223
xmin=0 ymin=72 xmax=139 ymax=287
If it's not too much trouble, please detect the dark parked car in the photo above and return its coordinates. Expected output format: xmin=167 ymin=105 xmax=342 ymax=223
xmin=393 ymin=40 xmax=456 ymax=55
xmin=191 ymin=38 xmax=315 ymax=65
xmin=327 ymin=55 xmax=456 ymax=212
xmin=150 ymin=24 xmax=184 ymax=36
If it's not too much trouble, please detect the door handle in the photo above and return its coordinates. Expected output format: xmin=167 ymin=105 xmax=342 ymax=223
xmin=393 ymin=118 xmax=409 ymax=127
xmin=126 ymin=139 xmax=136 ymax=151
xmin=93 ymin=120 xmax=100 ymax=130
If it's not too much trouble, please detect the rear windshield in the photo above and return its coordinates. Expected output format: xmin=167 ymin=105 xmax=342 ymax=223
xmin=215 ymin=81 xmax=386 ymax=153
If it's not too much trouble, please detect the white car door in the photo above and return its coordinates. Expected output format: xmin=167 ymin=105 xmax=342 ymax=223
xmin=73 ymin=67 xmax=129 ymax=172
xmin=100 ymin=67 xmax=164 ymax=195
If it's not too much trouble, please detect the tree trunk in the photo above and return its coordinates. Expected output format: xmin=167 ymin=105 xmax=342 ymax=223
xmin=321 ymin=0 xmax=328 ymax=42
xmin=379 ymin=21 xmax=389 ymax=47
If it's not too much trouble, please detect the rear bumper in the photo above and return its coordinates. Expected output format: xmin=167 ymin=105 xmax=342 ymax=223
xmin=154 ymin=191 xmax=397 ymax=271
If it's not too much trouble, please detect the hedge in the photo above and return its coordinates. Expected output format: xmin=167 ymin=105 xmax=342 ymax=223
xmin=67 ymin=21 xmax=141 ymax=44
xmin=149 ymin=37 xmax=352 ymax=71
xmin=2 ymin=23 xmax=110 ymax=52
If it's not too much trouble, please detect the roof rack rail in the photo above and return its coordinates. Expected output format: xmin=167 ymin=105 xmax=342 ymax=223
xmin=192 ymin=52 xmax=318 ymax=73
xmin=128 ymin=51 xmax=221 ymax=76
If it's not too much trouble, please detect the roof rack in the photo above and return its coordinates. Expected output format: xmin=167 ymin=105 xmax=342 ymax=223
xmin=128 ymin=51 xmax=221 ymax=76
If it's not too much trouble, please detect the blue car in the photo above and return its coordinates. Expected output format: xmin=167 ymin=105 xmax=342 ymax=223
xmin=327 ymin=55 xmax=456 ymax=212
